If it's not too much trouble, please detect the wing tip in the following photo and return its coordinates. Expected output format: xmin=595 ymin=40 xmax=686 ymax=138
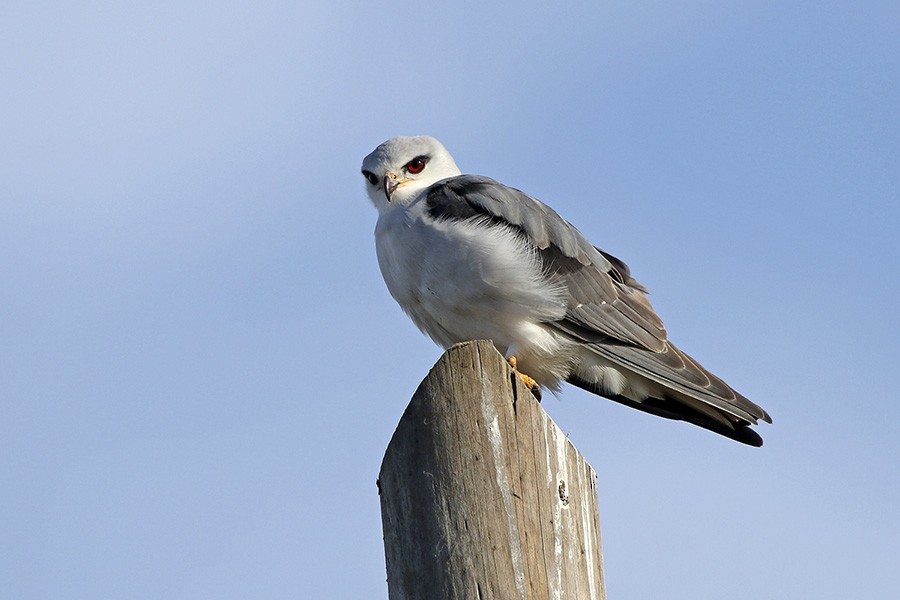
xmin=568 ymin=376 xmax=767 ymax=447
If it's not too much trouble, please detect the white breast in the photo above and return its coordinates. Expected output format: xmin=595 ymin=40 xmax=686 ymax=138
xmin=374 ymin=203 xmax=576 ymax=386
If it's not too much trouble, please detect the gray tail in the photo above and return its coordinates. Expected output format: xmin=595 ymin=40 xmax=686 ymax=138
xmin=568 ymin=376 xmax=765 ymax=447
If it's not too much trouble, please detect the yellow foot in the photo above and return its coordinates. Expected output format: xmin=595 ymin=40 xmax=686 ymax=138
xmin=507 ymin=356 xmax=542 ymax=400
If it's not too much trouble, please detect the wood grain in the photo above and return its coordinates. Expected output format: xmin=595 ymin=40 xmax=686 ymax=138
xmin=379 ymin=340 xmax=605 ymax=599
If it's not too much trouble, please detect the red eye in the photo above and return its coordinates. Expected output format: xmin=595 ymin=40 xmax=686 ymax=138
xmin=406 ymin=157 xmax=427 ymax=174
xmin=362 ymin=170 xmax=378 ymax=185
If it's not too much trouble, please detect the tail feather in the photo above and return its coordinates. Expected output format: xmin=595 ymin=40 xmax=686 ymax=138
xmin=568 ymin=375 xmax=765 ymax=447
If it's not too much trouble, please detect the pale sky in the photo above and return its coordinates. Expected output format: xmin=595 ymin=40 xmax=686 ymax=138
xmin=2 ymin=1 xmax=898 ymax=598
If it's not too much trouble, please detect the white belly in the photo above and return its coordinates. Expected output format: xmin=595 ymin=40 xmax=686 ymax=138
xmin=374 ymin=209 xmax=576 ymax=386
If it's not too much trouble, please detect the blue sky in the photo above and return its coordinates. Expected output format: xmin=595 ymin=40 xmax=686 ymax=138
xmin=2 ymin=1 xmax=898 ymax=598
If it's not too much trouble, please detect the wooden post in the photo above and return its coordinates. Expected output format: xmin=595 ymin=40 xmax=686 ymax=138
xmin=378 ymin=340 xmax=606 ymax=600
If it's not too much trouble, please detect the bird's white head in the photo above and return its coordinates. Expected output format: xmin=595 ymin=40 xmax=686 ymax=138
xmin=361 ymin=136 xmax=462 ymax=212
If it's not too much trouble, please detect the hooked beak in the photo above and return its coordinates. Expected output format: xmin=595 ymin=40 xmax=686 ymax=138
xmin=383 ymin=172 xmax=405 ymax=202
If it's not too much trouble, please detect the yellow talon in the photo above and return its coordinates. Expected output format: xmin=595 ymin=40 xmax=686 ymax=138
xmin=508 ymin=355 xmax=540 ymax=395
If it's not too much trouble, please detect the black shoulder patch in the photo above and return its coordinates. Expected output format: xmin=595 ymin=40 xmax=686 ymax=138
xmin=424 ymin=177 xmax=587 ymax=278
xmin=424 ymin=179 xmax=513 ymax=231
xmin=424 ymin=191 xmax=485 ymax=222
xmin=424 ymin=178 xmax=493 ymax=221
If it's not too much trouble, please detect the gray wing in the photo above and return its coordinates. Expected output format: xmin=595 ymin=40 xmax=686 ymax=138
xmin=424 ymin=175 xmax=667 ymax=352
xmin=424 ymin=175 xmax=771 ymax=443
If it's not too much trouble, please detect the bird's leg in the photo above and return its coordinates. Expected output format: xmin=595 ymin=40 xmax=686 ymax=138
xmin=507 ymin=355 xmax=542 ymax=401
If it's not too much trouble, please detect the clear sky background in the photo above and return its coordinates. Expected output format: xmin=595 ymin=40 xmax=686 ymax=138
xmin=2 ymin=1 xmax=898 ymax=598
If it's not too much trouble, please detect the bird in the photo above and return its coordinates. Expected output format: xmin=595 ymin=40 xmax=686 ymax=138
xmin=361 ymin=135 xmax=771 ymax=446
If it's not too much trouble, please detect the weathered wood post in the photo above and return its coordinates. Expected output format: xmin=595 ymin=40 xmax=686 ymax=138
xmin=378 ymin=340 xmax=606 ymax=599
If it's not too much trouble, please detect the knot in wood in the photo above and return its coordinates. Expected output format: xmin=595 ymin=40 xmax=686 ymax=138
xmin=558 ymin=480 xmax=570 ymax=506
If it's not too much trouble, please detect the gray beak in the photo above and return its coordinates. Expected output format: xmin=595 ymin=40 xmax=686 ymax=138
xmin=383 ymin=174 xmax=399 ymax=202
